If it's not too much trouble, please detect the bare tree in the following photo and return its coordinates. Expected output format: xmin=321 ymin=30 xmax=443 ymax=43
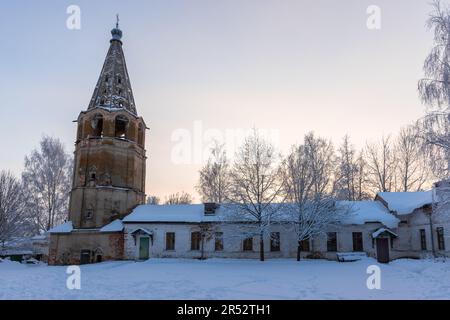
xmin=147 ymin=195 xmax=161 ymax=205
xmin=0 ymin=171 xmax=27 ymax=247
xmin=365 ymin=136 xmax=395 ymax=193
xmin=354 ymin=152 xmax=372 ymax=200
xmin=164 ymin=192 xmax=193 ymax=205
xmin=227 ymin=130 xmax=283 ymax=261
xmin=282 ymin=133 xmax=344 ymax=261
xmin=334 ymin=135 xmax=358 ymax=200
xmin=395 ymin=126 xmax=431 ymax=191
xmin=196 ymin=141 xmax=231 ymax=203
xmin=22 ymin=136 xmax=73 ymax=233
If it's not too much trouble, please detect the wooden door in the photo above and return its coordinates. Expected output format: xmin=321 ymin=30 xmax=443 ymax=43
xmin=139 ymin=237 xmax=150 ymax=260
xmin=376 ymin=238 xmax=389 ymax=263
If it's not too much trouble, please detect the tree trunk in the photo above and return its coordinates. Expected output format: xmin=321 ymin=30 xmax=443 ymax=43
xmin=297 ymin=241 xmax=301 ymax=262
xmin=259 ymin=235 xmax=264 ymax=262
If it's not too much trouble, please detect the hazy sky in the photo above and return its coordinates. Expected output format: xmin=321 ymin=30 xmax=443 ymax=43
xmin=0 ymin=0 xmax=436 ymax=202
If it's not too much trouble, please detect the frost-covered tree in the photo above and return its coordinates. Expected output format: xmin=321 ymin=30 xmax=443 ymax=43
xmin=417 ymin=0 xmax=450 ymax=179
xmin=196 ymin=141 xmax=231 ymax=203
xmin=365 ymin=136 xmax=395 ymax=193
xmin=164 ymin=192 xmax=193 ymax=204
xmin=22 ymin=136 xmax=73 ymax=233
xmin=282 ymin=133 xmax=344 ymax=261
xmin=0 ymin=171 xmax=28 ymax=247
xmin=227 ymin=130 xmax=283 ymax=261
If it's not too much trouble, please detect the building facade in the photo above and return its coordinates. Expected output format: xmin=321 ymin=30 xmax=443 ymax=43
xmin=48 ymin=24 xmax=449 ymax=265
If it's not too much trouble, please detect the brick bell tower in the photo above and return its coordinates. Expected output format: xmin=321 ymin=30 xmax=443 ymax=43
xmin=48 ymin=20 xmax=147 ymax=265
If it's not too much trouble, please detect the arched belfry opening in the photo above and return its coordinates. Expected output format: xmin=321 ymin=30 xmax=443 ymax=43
xmin=115 ymin=115 xmax=129 ymax=139
xmin=91 ymin=114 xmax=104 ymax=137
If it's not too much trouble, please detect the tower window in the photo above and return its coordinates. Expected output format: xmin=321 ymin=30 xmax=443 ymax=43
xmin=118 ymin=89 xmax=122 ymax=95
xmin=117 ymin=76 xmax=122 ymax=84
xmin=115 ymin=115 xmax=129 ymax=139
xmin=91 ymin=114 xmax=104 ymax=137
xmin=105 ymin=76 xmax=109 ymax=83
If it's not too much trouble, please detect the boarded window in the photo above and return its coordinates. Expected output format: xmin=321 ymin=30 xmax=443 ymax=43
xmin=300 ymin=238 xmax=310 ymax=252
xmin=420 ymin=229 xmax=427 ymax=251
xmin=437 ymin=227 xmax=445 ymax=251
xmin=327 ymin=232 xmax=337 ymax=252
xmin=215 ymin=232 xmax=224 ymax=251
xmin=270 ymin=232 xmax=280 ymax=252
xmin=352 ymin=232 xmax=363 ymax=251
xmin=166 ymin=232 xmax=175 ymax=251
xmin=243 ymin=237 xmax=253 ymax=251
xmin=191 ymin=232 xmax=201 ymax=251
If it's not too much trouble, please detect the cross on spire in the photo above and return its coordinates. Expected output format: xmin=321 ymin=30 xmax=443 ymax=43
xmin=116 ymin=14 xmax=120 ymax=29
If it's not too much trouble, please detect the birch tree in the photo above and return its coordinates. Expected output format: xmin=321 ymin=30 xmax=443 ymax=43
xmin=22 ymin=136 xmax=72 ymax=233
xmin=227 ymin=130 xmax=283 ymax=261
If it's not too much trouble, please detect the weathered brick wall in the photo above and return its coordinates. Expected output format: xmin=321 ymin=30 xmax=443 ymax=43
xmin=48 ymin=231 xmax=124 ymax=265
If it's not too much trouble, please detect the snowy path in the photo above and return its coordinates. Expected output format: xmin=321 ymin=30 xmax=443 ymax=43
xmin=1 ymin=258 xmax=449 ymax=299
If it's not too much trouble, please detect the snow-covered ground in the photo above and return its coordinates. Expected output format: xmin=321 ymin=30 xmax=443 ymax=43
xmin=0 ymin=258 xmax=449 ymax=299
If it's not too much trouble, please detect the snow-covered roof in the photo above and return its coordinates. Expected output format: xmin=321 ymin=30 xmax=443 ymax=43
xmin=100 ymin=219 xmax=124 ymax=232
xmin=338 ymin=201 xmax=400 ymax=229
xmin=123 ymin=204 xmax=221 ymax=223
xmin=377 ymin=191 xmax=433 ymax=215
xmin=124 ymin=202 xmax=399 ymax=228
xmin=372 ymin=227 xmax=398 ymax=238
xmin=48 ymin=221 xmax=73 ymax=234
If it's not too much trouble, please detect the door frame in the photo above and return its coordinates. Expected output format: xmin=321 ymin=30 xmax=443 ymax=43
xmin=376 ymin=237 xmax=390 ymax=263
xmin=138 ymin=235 xmax=150 ymax=260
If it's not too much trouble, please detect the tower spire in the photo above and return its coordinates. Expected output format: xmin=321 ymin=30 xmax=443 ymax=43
xmin=87 ymin=21 xmax=137 ymax=115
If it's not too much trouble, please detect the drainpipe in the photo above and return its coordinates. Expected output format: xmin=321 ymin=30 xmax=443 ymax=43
xmin=431 ymin=187 xmax=437 ymax=258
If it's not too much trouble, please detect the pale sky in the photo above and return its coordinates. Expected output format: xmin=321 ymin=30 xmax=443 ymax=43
xmin=0 ymin=0 xmax=436 ymax=202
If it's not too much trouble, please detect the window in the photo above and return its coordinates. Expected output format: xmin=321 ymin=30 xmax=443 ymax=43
xmin=105 ymin=76 xmax=109 ymax=83
xmin=300 ymin=239 xmax=310 ymax=252
xmin=270 ymin=232 xmax=280 ymax=252
xmin=117 ymin=76 xmax=122 ymax=84
xmin=191 ymin=232 xmax=201 ymax=251
xmin=437 ymin=227 xmax=445 ymax=251
xmin=420 ymin=229 xmax=427 ymax=251
xmin=91 ymin=115 xmax=103 ymax=133
xmin=352 ymin=232 xmax=363 ymax=251
xmin=327 ymin=232 xmax=337 ymax=252
xmin=243 ymin=237 xmax=253 ymax=251
xmin=114 ymin=115 xmax=129 ymax=139
xmin=215 ymin=232 xmax=223 ymax=251
xmin=166 ymin=232 xmax=175 ymax=251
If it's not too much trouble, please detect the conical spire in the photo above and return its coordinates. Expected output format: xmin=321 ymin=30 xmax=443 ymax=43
xmin=88 ymin=18 xmax=137 ymax=115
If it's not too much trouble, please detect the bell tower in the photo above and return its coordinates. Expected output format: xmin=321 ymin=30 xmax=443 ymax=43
xmin=69 ymin=21 xmax=146 ymax=229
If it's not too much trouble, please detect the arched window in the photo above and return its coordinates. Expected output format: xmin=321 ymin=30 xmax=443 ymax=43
xmin=91 ymin=114 xmax=104 ymax=137
xmin=115 ymin=115 xmax=129 ymax=139
xmin=117 ymin=76 xmax=122 ymax=84
xmin=138 ymin=123 xmax=144 ymax=146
